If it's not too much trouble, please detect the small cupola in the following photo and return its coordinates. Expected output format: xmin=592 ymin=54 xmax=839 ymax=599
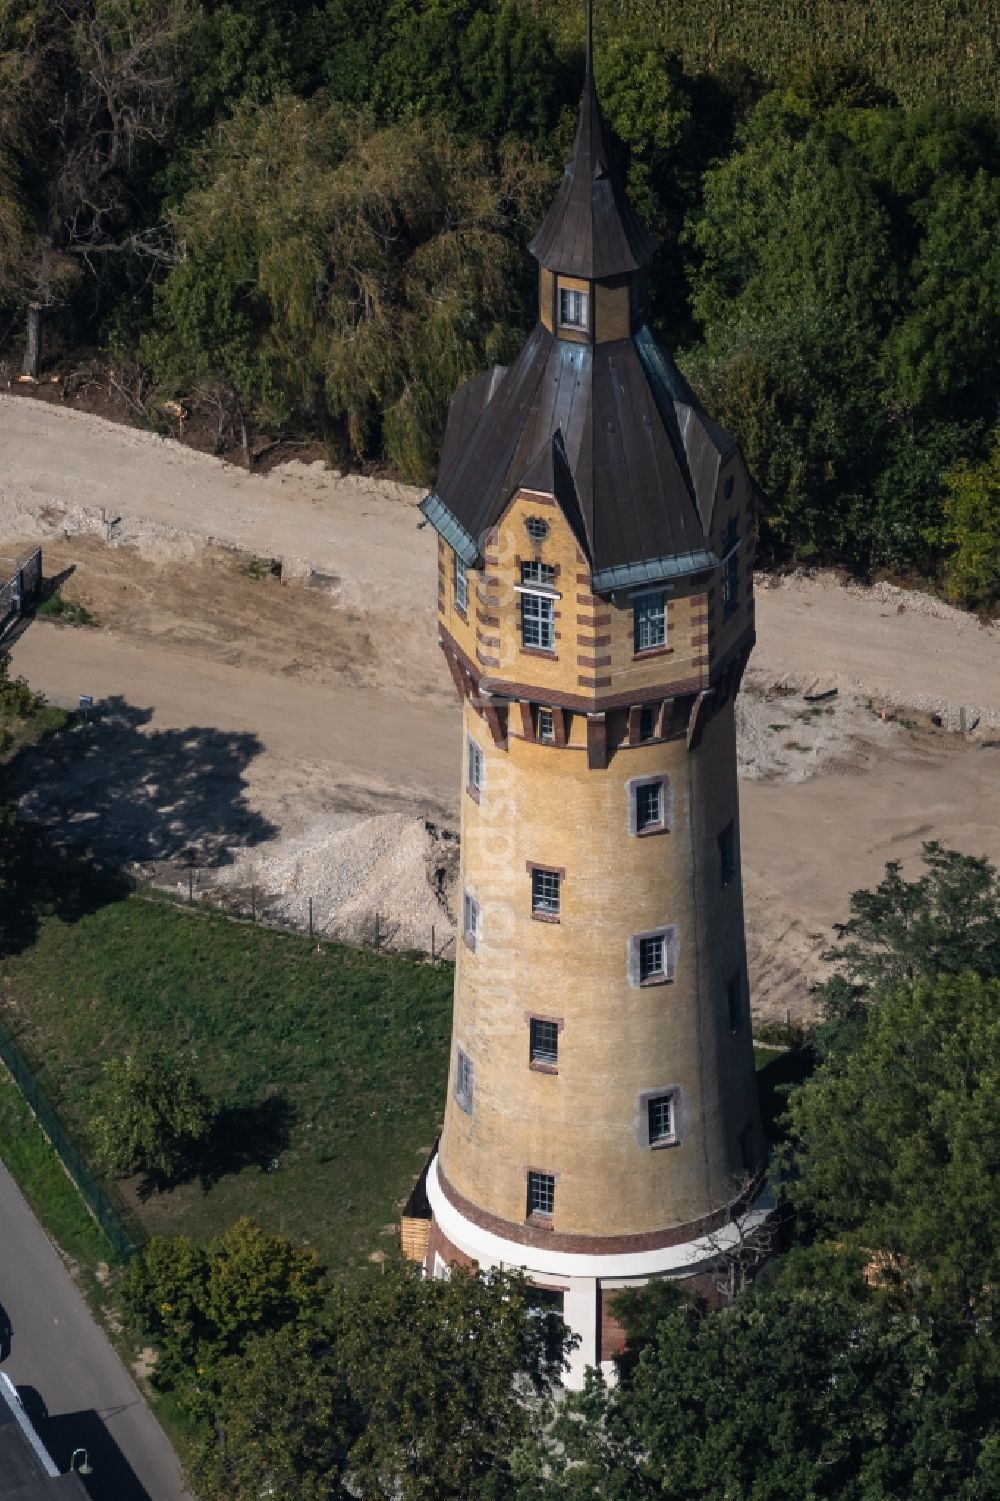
xmin=529 ymin=1 xmax=656 ymax=343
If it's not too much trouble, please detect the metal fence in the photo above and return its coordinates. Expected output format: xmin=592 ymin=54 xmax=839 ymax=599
xmin=0 ymin=1016 xmax=143 ymax=1263
xmin=137 ymin=871 xmax=456 ymax=963
xmin=0 ymin=547 xmax=42 ymax=631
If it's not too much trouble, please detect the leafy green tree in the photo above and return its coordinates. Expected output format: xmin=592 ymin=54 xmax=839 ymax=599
xmin=372 ymin=0 xmax=564 ymax=145
xmin=783 ymin=971 xmax=1000 ymax=1323
xmin=91 ymin=1044 xmax=214 ymax=1180
xmin=938 ymin=432 xmax=1000 ymax=611
xmin=329 ymin=1260 xmax=568 ymax=1500
xmin=149 ymin=94 xmax=550 ymax=475
xmin=536 ymin=1281 xmax=1000 ymax=1499
xmin=684 ymin=87 xmax=1000 ymax=573
xmin=825 ymin=842 xmax=1000 ymax=998
xmin=122 ymin=1217 xmax=325 ymax=1404
xmin=191 ymin=1327 xmax=356 ymax=1501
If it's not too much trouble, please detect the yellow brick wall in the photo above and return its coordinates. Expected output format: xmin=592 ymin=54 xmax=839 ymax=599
xmin=440 ymin=698 xmax=762 ymax=1239
xmin=440 ymin=495 xmax=725 ymax=709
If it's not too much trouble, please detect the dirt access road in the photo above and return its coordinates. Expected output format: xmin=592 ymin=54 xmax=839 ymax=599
xmin=3 ymin=394 xmax=1000 ymax=1016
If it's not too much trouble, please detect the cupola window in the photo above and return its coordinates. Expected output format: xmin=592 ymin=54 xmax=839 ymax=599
xmin=559 ymin=288 xmax=589 ymax=330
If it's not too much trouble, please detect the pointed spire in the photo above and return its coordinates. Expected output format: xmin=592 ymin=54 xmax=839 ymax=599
xmin=528 ymin=1 xmax=657 ymax=281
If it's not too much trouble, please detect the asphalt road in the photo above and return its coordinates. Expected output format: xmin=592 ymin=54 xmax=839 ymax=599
xmin=0 ymin=1160 xmax=187 ymax=1500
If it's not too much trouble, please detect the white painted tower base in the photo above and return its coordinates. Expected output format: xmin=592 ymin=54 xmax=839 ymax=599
xmin=427 ymin=1155 xmax=775 ymax=1388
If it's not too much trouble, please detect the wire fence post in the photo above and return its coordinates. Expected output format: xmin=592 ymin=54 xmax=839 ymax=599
xmin=308 ymin=897 xmax=313 ymax=939
xmin=188 ymin=867 xmax=194 ymax=905
xmin=431 ymin=924 xmax=435 ymax=961
xmin=251 ymin=883 xmax=256 ymax=923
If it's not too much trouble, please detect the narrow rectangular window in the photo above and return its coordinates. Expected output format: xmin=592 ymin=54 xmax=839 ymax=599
xmin=463 ymin=891 xmax=480 ymax=951
xmin=531 ymin=868 xmax=560 ymax=917
xmin=719 ymin=822 xmax=736 ymax=887
xmin=647 ymin=1093 xmax=674 ymax=1145
xmin=521 ymin=592 xmax=555 ymax=651
xmin=527 ymin=1170 xmax=556 ymax=1218
xmin=630 ymin=926 xmax=677 ymax=987
xmin=639 ymin=933 xmax=665 ymax=982
xmin=559 ymin=288 xmax=589 ymax=329
xmin=636 ymin=781 xmax=663 ymax=832
xmin=739 ymin=1124 xmax=756 ymax=1173
xmin=537 ymin=707 xmax=555 ymax=742
xmin=454 ymin=554 xmax=468 ymax=615
xmin=634 ymin=591 xmax=666 ymax=652
xmin=467 ymin=736 xmax=484 ymax=796
xmin=639 ymin=702 xmax=658 ymax=741
xmin=529 ymin=1018 xmax=559 ymax=1066
xmin=455 ymin=1046 xmax=474 ymax=1113
xmin=727 ymin=971 xmax=743 ymax=1032
xmin=721 ymin=518 xmax=739 ymax=619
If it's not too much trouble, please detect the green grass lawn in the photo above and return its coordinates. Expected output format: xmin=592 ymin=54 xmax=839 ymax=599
xmin=0 ymin=893 xmax=452 ymax=1273
xmin=0 ymin=1071 xmax=113 ymax=1272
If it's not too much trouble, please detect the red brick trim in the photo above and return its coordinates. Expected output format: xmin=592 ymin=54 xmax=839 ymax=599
xmin=520 ymin=646 xmax=558 ymax=661
xmin=436 ymin=1164 xmax=758 ymax=1255
xmin=518 ymin=700 xmax=534 ymax=739
xmin=438 ymin=624 xmax=754 ymax=718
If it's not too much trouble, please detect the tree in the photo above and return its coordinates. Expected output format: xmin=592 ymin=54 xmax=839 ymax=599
xmin=91 ymin=1043 xmax=214 ymax=1180
xmin=683 ymin=87 xmax=1000 ymax=573
xmin=148 ymin=95 xmax=551 ymax=474
xmin=328 ymin=1260 xmax=568 ymax=1500
xmin=122 ymin=1217 xmax=325 ymax=1406
xmin=782 ymin=971 xmax=1000 ymax=1324
xmin=939 ymin=432 xmax=1000 ymax=611
xmin=537 ymin=1280 xmax=1000 ymax=1500
xmin=823 ymin=842 xmax=1000 ymax=999
xmin=191 ymin=1327 xmax=357 ymax=1501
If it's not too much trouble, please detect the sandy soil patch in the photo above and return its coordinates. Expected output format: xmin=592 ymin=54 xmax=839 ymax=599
xmin=5 ymin=397 xmax=1000 ymax=1023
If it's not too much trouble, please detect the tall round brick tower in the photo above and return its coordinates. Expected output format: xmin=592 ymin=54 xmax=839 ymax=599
xmin=416 ymin=20 xmax=769 ymax=1385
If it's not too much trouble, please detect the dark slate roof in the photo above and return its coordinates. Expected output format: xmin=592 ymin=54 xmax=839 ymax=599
xmin=528 ymin=71 xmax=657 ymax=279
xmin=423 ymin=321 xmax=731 ymax=589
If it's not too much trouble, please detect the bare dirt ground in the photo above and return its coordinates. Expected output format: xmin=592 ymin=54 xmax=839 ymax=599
xmin=3 ymin=393 xmax=1000 ymax=1018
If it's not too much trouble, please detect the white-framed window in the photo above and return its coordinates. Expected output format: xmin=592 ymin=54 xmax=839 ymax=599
xmin=519 ymin=561 xmax=557 ymax=652
xmin=559 ymin=287 xmax=589 ymax=329
xmin=721 ymin=517 xmax=739 ymax=618
xmin=455 ymin=1045 xmax=474 ymax=1113
xmin=640 ymin=934 xmax=665 ymax=981
xmin=433 ymin=1252 xmax=452 ymax=1281
xmin=527 ymin=1170 xmax=556 ymax=1218
xmin=454 ymin=553 xmax=469 ymax=615
xmin=634 ymin=590 xmax=666 ymax=652
xmin=529 ymin=1017 xmax=559 ymax=1066
xmin=522 ymin=594 xmax=554 ymax=650
xmin=537 ymin=707 xmax=555 ymax=742
xmin=636 ymin=781 xmax=663 ymax=832
xmin=629 ymin=925 xmax=678 ymax=987
xmin=463 ymin=891 xmax=481 ymax=952
xmin=627 ymin=775 xmax=671 ymax=837
xmin=467 ymin=735 xmax=484 ymax=796
xmin=727 ymin=970 xmax=744 ymax=1032
xmin=531 ymin=867 xmax=560 ymax=917
xmin=647 ymin=1093 xmax=675 ymax=1146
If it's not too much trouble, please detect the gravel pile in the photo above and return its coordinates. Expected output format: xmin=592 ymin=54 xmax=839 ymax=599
xmin=231 ymin=811 xmax=458 ymax=953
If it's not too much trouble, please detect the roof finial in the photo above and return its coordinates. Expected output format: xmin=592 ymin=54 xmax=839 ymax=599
xmin=585 ymin=0 xmax=594 ymax=81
